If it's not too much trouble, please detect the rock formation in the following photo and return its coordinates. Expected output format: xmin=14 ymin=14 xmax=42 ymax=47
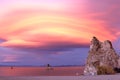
xmin=84 ymin=37 xmax=119 ymax=75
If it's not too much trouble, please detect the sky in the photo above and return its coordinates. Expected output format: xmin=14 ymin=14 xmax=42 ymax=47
xmin=0 ymin=0 xmax=120 ymax=66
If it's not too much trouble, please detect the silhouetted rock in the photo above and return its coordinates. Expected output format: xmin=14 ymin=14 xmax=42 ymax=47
xmin=84 ymin=37 xmax=119 ymax=75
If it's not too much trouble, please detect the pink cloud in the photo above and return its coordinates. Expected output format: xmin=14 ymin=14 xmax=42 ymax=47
xmin=0 ymin=0 xmax=118 ymax=49
xmin=2 ymin=55 xmax=18 ymax=62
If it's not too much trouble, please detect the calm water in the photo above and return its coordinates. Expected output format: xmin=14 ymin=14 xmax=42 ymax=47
xmin=0 ymin=67 xmax=84 ymax=76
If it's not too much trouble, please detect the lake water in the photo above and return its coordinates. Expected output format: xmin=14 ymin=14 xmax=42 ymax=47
xmin=0 ymin=67 xmax=84 ymax=76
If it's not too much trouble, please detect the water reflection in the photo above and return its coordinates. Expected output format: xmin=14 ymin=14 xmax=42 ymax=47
xmin=0 ymin=67 xmax=84 ymax=76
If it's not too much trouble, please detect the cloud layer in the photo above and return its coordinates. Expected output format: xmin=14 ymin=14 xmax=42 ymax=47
xmin=0 ymin=0 xmax=118 ymax=48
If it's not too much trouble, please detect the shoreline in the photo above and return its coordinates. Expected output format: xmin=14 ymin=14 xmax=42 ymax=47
xmin=1 ymin=75 xmax=120 ymax=80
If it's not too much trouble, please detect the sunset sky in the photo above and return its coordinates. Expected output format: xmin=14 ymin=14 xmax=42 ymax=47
xmin=0 ymin=0 xmax=120 ymax=66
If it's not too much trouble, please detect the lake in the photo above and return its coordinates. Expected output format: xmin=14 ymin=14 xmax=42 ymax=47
xmin=0 ymin=66 xmax=84 ymax=76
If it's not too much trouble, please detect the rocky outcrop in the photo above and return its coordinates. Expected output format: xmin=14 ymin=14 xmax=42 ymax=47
xmin=84 ymin=37 xmax=119 ymax=75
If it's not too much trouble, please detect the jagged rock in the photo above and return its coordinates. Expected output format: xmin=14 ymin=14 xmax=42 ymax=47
xmin=84 ymin=37 xmax=119 ymax=75
xmin=118 ymin=58 xmax=120 ymax=68
xmin=84 ymin=65 xmax=97 ymax=75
